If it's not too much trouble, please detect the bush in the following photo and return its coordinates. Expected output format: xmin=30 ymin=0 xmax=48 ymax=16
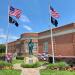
xmin=0 ymin=61 xmax=13 ymax=69
xmin=21 ymin=62 xmax=40 ymax=68
xmin=0 ymin=44 xmax=6 ymax=53
xmin=16 ymin=56 xmax=24 ymax=60
xmin=66 ymin=59 xmax=75 ymax=66
xmin=0 ymin=61 xmax=12 ymax=67
xmin=12 ymin=59 xmax=24 ymax=64
xmin=47 ymin=62 xmax=68 ymax=68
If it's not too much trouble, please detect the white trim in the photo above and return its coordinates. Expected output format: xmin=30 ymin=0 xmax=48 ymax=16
xmin=54 ymin=56 xmax=75 ymax=58
xmin=20 ymin=37 xmax=38 ymax=40
xmin=38 ymin=28 xmax=75 ymax=39
xmin=20 ymin=29 xmax=75 ymax=40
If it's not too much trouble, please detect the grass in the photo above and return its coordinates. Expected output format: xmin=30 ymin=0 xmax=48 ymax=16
xmin=0 ymin=70 xmax=21 ymax=75
xmin=12 ymin=59 xmax=24 ymax=64
xmin=40 ymin=69 xmax=75 ymax=75
xmin=38 ymin=61 xmax=48 ymax=65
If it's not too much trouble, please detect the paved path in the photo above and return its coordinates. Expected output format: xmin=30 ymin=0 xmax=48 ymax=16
xmin=13 ymin=64 xmax=22 ymax=69
xmin=13 ymin=64 xmax=40 ymax=75
xmin=21 ymin=68 xmax=40 ymax=75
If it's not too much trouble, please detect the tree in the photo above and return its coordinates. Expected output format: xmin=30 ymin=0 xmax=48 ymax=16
xmin=0 ymin=44 xmax=6 ymax=53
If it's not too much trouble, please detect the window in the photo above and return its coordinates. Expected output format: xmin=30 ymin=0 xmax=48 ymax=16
xmin=33 ymin=43 xmax=38 ymax=51
xmin=43 ymin=42 xmax=48 ymax=52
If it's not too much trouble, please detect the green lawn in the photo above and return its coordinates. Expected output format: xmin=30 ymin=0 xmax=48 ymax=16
xmin=40 ymin=69 xmax=75 ymax=75
xmin=12 ymin=59 xmax=24 ymax=64
xmin=0 ymin=70 xmax=21 ymax=75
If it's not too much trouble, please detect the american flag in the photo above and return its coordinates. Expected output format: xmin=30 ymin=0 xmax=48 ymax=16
xmin=9 ymin=6 xmax=22 ymax=18
xmin=49 ymin=6 xmax=60 ymax=18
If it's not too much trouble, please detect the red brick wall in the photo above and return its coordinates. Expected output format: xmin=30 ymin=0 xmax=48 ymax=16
xmin=55 ymin=33 xmax=74 ymax=56
xmin=72 ymin=32 xmax=75 ymax=55
xmin=38 ymin=37 xmax=52 ymax=54
xmin=38 ymin=33 xmax=75 ymax=56
xmin=8 ymin=23 xmax=75 ymax=57
xmin=38 ymin=23 xmax=75 ymax=57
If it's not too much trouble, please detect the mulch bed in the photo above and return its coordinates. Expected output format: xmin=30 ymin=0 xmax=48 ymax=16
xmin=47 ymin=66 xmax=75 ymax=71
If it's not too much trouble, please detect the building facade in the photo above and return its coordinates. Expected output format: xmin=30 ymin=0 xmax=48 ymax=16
xmin=8 ymin=23 xmax=75 ymax=59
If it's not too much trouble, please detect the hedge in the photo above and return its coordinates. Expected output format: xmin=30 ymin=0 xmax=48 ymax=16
xmin=16 ymin=56 xmax=24 ymax=60
xmin=21 ymin=62 xmax=40 ymax=68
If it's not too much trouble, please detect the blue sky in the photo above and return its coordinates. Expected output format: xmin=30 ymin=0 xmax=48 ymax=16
xmin=0 ymin=0 xmax=75 ymax=44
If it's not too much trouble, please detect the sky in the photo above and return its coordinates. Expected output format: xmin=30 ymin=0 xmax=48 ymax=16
xmin=0 ymin=0 xmax=75 ymax=44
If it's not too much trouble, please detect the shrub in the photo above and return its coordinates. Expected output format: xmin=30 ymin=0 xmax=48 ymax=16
xmin=16 ymin=56 xmax=24 ymax=60
xmin=0 ymin=44 xmax=6 ymax=53
xmin=21 ymin=62 xmax=40 ymax=68
xmin=47 ymin=62 xmax=68 ymax=68
xmin=12 ymin=59 xmax=24 ymax=64
xmin=0 ymin=61 xmax=12 ymax=66
xmin=0 ymin=61 xmax=13 ymax=69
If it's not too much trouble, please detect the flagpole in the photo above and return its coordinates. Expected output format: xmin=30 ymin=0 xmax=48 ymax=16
xmin=49 ymin=5 xmax=55 ymax=64
xmin=50 ymin=25 xmax=55 ymax=64
xmin=5 ymin=0 xmax=10 ymax=55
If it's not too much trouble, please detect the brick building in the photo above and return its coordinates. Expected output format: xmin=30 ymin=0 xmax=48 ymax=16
xmin=8 ymin=23 xmax=75 ymax=59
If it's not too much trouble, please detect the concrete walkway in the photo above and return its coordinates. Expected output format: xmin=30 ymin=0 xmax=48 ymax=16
xmin=21 ymin=68 xmax=40 ymax=75
xmin=13 ymin=64 xmax=40 ymax=75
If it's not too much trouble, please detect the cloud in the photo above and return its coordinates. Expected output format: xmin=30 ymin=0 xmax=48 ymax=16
xmin=23 ymin=25 xmax=32 ymax=31
xmin=0 ymin=34 xmax=19 ymax=40
xmin=0 ymin=34 xmax=6 ymax=39
xmin=0 ymin=33 xmax=19 ymax=44
xmin=20 ymin=15 xmax=30 ymax=23
xmin=8 ymin=35 xmax=19 ymax=40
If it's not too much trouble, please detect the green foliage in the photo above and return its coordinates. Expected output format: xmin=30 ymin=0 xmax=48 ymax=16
xmin=0 ymin=44 xmax=6 ymax=53
xmin=12 ymin=59 xmax=24 ymax=64
xmin=0 ymin=61 xmax=12 ymax=67
xmin=21 ymin=62 xmax=40 ymax=68
xmin=0 ymin=70 xmax=21 ymax=75
xmin=0 ymin=53 xmax=5 ymax=56
xmin=16 ymin=56 xmax=24 ymax=60
xmin=47 ymin=62 xmax=68 ymax=68
xmin=38 ymin=61 xmax=48 ymax=66
xmin=40 ymin=69 xmax=75 ymax=75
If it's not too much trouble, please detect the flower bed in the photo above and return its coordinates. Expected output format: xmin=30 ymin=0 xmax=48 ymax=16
xmin=47 ymin=62 xmax=75 ymax=71
xmin=0 ymin=61 xmax=13 ymax=70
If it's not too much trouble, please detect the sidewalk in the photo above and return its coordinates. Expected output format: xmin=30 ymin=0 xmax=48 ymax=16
xmin=21 ymin=68 xmax=40 ymax=75
xmin=13 ymin=64 xmax=40 ymax=75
